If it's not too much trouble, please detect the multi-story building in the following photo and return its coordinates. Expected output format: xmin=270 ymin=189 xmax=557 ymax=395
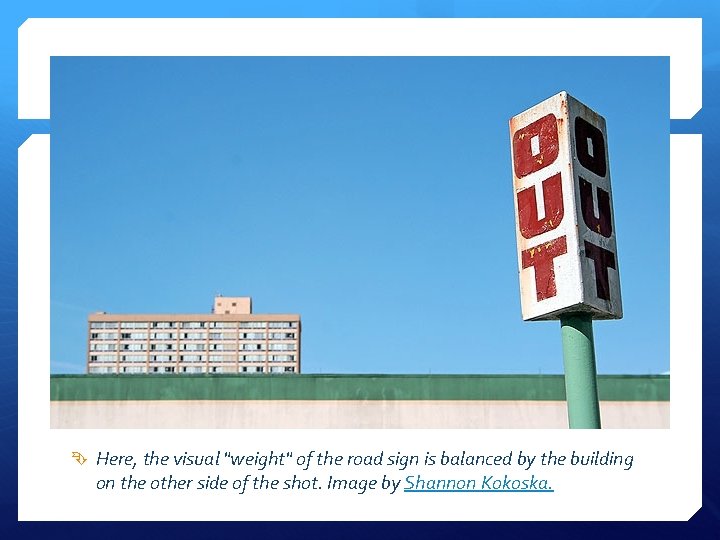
xmin=87 ymin=296 xmax=300 ymax=375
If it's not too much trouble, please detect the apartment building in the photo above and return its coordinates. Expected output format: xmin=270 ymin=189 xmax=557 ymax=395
xmin=87 ymin=296 xmax=300 ymax=375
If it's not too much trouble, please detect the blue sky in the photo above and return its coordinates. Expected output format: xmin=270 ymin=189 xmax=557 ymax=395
xmin=50 ymin=56 xmax=669 ymax=375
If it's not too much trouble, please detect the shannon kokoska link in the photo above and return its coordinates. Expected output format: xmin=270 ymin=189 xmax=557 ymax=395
xmin=404 ymin=475 xmax=552 ymax=492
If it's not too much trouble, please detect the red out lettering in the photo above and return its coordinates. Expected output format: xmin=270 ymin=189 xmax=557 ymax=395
xmin=521 ymin=236 xmax=568 ymax=301
xmin=574 ymin=116 xmax=607 ymax=177
xmin=584 ymin=241 xmax=616 ymax=300
xmin=512 ymin=114 xmax=559 ymax=178
xmin=517 ymin=173 xmax=564 ymax=239
xmin=579 ymin=178 xmax=612 ymax=238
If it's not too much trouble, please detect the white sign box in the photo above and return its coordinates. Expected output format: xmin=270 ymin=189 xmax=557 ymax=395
xmin=509 ymin=92 xmax=622 ymax=321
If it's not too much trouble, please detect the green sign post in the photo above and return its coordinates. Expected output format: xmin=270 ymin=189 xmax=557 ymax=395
xmin=560 ymin=314 xmax=601 ymax=428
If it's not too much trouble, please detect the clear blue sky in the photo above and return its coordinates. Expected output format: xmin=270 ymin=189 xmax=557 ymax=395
xmin=50 ymin=56 xmax=669 ymax=375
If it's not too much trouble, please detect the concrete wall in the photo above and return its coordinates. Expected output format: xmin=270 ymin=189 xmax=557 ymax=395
xmin=50 ymin=374 xmax=669 ymax=429
xmin=50 ymin=399 xmax=669 ymax=429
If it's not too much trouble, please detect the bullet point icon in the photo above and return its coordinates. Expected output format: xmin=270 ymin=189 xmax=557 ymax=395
xmin=72 ymin=451 xmax=87 ymax=465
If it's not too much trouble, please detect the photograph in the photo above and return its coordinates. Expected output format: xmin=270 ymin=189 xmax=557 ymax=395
xmin=49 ymin=55 xmax=670 ymax=429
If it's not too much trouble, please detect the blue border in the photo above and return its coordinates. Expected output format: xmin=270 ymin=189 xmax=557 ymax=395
xmin=3 ymin=1 xmax=718 ymax=538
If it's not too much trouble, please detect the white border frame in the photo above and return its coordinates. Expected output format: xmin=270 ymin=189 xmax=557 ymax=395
xmin=18 ymin=18 xmax=702 ymax=521
xmin=18 ymin=18 xmax=702 ymax=119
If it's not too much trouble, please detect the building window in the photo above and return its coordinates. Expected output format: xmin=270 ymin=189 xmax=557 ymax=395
xmin=209 ymin=322 xmax=235 ymax=329
xmin=89 ymin=366 xmax=115 ymax=374
xmin=221 ymin=344 xmax=238 ymax=351
xmin=91 ymin=343 xmax=116 ymax=352
xmin=181 ymin=332 xmax=206 ymax=340
xmin=239 ymin=322 xmax=265 ymax=329
xmin=122 ymin=343 xmax=146 ymax=351
xmin=120 ymin=322 xmax=148 ymax=329
xmin=152 ymin=322 xmax=177 ymax=329
xmin=121 ymin=332 xmax=147 ymax=340
xmin=268 ymin=343 xmax=295 ymax=351
xmin=269 ymin=332 xmax=295 ymax=340
xmin=209 ymin=355 xmax=234 ymax=362
xmin=121 ymin=355 xmax=146 ymax=363
xmin=241 ymin=332 xmax=266 ymax=340
xmin=268 ymin=322 xmax=293 ymax=329
xmin=91 ymin=332 xmax=117 ymax=340
xmin=89 ymin=354 xmax=115 ymax=363
xmin=284 ymin=367 xmax=295 ymax=373
xmin=90 ymin=322 xmax=118 ymax=329
xmin=151 ymin=332 xmax=176 ymax=340
xmin=240 ymin=366 xmax=264 ymax=373
xmin=122 ymin=366 xmax=145 ymax=374
xmin=181 ymin=322 xmax=206 ymax=329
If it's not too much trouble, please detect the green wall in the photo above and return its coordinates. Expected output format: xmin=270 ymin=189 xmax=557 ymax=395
xmin=50 ymin=374 xmax=669 ymax=402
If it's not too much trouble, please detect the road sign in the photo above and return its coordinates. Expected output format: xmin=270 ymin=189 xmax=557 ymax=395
xmin=509 ymin=92 xmax=622 ymax=321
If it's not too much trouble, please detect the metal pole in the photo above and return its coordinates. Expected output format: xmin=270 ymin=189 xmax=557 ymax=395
xmin=560 ymin=313 xmax=601 ymax=429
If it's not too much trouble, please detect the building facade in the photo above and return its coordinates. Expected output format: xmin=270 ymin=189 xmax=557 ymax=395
xmin=87 ymin=296 xmax=301 ymax=375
